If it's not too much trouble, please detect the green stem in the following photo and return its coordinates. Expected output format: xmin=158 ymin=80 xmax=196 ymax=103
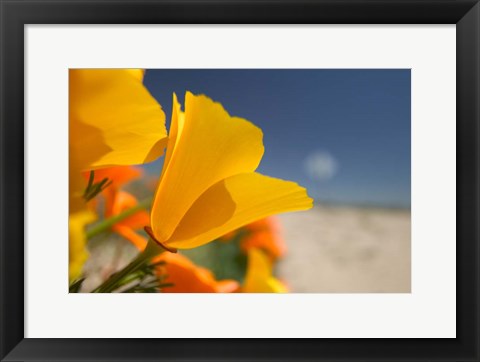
xmin=86 ymin=198 xmax=151 ymax=239
xmin=92 ymin=239 xmax=164 ymax=293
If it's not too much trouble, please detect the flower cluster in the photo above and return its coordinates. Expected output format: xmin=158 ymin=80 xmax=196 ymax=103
xmin=69 ymin=69 xmax=313 ymax=293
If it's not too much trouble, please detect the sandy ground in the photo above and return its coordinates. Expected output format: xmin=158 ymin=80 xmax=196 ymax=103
xmin=277 ymin=205 xmax=411 ymax=293
xmin=81 ymin=205 xmax=410 ymax=293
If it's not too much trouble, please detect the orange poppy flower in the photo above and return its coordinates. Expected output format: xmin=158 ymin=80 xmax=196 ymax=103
xmin=85 ymin=165 xmax=150 ymax=250
xmin=109 ymin=191 xmax=150 ymax=250
xmin=240 ymin=217 xmax=287 ymax=260
xmin=90 ymin=165 xmax=142 ymax=189
xmin=153 ymin=253 xmax=239 ymax=293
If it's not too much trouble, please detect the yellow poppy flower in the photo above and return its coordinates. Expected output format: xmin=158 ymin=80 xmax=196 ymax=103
xmin=69 ymin=210 xmax=97 ymax=282
xmin=69 ymin=70 xmax=167 ymax=284
xmin=153 ymin=253 xmax=239 ymax=293
xmin=69 ymin=69 xmax=167 ymax=170
xmin=148 ymin=92 xmax=313 ymax=250
xmin=242 ymin=248 xmax=288 ymax=293
xmin=69 ymin=69 xmax=168 ymax=213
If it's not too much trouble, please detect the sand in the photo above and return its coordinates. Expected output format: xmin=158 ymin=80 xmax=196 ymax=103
xmin=81 ymin=205 xmax=410 ymax=293
xmin=276 ymin=205 xmax=411 ymax=293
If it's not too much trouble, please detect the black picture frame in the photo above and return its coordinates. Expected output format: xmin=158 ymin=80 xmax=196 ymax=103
xmin=1 ymin=1 xmax=479 ymax=361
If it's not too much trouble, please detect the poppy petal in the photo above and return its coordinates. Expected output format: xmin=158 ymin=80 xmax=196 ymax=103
xmin=161 ymin=93 xmax=185 ymax=176
xmin=151 ymin=92 xmax=264 ymax=243
xmin=69 ymin=210 xmax=97 ymax=281
xmin=242 ymin=248 xmax=288 ymax=293
xmin=109 ymin=191 xmax=150 ymax=229
xmin=155 ymin=253 xmax=239 ymax=293
xmin=165 ymin=172 xmax=313 ymax=249
xmin=113 ymin=225 xmax=148 ymax=251
xmin=69 ymin=69 xmax=168 ymax=170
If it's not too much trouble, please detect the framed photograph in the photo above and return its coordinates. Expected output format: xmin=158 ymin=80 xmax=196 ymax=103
xmin=1 ymin=0 xmax=478 ymax=361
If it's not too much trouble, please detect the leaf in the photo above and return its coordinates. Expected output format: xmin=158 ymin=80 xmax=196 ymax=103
xmin=69 ymin=277 xmax=85 ymax=293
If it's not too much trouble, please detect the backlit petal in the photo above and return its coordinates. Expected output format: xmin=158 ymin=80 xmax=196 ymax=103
xmin=165 ymin=173 xmax=313 ymax=249
xmin=151 ymin=92 xmax=264 ymax=242
xmin=125 ymin=69 xmax=145 ymax=82
xmin=161 ymin=93 xmax=185 ymax=176
xmin=69 ymin=69 xmax=168 ymax=170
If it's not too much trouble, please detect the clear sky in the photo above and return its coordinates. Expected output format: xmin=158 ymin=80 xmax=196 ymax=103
xmin=143 ymin=69 xmax=411 ymax=208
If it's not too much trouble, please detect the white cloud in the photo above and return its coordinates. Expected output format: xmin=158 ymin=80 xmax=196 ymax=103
xmin=304 ymin=151 xmax=338 ymax=181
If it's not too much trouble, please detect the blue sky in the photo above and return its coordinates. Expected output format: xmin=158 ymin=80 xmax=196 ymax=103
xmin=143 ymin=69 xmax=411 ymax=208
